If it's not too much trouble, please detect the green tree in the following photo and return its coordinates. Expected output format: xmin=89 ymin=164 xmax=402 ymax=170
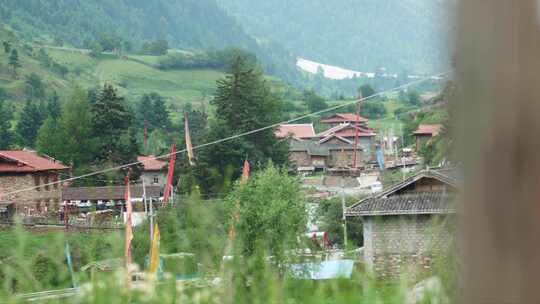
xmin=47 ymin=92 xmax=61 ymax=120
xmin=92 ymin=85 xmax=132 ymax=163
xmin=57 ymin=88 xmax=96 ymax=167
xmin=358 ymin=84 xmax=376 ymax=98
xmin=407 ymin=90 xmax=421 ymax=106
xmin=16 ymin=101 xmax=46 ymax=147
xmin=0 ymin=100 xmax=14 ymax=149
xmin=302 ymin=89 xmax=327 ymax=112
xmin=317 ymin=197 xmax=363 ymax=248
xmin=2 ymin=41 xmax=11 ymax=53
xmin=226 ymin=164 xmax=306 ymax=259
xmin=24 ymin=73 xmax=46 ymax=99
xmin=360 ymin=101 xmax=387 ymax=119
xmin=197 ymin=56 xmax=288 ymax=193
xmin=36 ymin=117 xmax=63 ymax=157
xmin=8 ymin=49 xmax=20 ymax=74
xmin=137 ymin=93 xmax=171 ymax=131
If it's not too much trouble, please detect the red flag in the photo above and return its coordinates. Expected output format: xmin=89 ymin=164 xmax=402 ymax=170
xmin=240 ymin=159 xmax=250 ymax=185
xmin=163 ymin=144 xmax=177 ymax=205
xmin=143 ymin=120 xmax=149 ymax=148
xmin=184 ymin=113 xmax=195 ymax=166
xmin=124 ymin=175 xmax=133 ymax=266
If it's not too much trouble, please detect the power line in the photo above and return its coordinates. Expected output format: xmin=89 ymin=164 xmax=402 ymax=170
xmin=1 ymin=71 xmax=450 ymax=197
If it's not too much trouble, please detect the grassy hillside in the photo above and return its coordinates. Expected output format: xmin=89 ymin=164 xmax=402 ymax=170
xmin=0 ymin=42 xmax=227 ymax=110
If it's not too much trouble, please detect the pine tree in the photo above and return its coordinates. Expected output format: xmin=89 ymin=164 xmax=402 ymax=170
xmin=8 ymin=49 xmax=20 ymax=74
xmin=2 ymin=41 xmax=11 ymax=54
xmin=58 ymin=88 xmax=96 ymax=167
xmin=91 ymin=84 xmax=134 ymax=164
xmin=151 ymin=93 xmax=171 ymax=131
xmin=16 ymin=101 xmax=46 ymax=147
xmin=36 ymin=117 xmax=63 ymax=157
xmin=0 ymin=100 xmax=14 ymax=149
xmin=47 ymin=91 xmax=62 ymax=120
xmin=197 ymin=55 xmax=288 ymax=192
xmin=137 ymin=93 xmax=171 ymax=131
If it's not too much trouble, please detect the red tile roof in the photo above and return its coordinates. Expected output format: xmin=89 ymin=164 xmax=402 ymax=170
xmin=320 ymin=113 xmax=369 ymax=124
xmin=317 ymin=123 xmax=376 ymax=138
xmin=138 ymin=155 xmax=168 ymax=171
xmin=275 ymin=124 xmax=315 ymax=139
xmin=414 ymin=124 xmax=443 ymax=136
xmin=0 ymin=150 xmax=69 ymax=173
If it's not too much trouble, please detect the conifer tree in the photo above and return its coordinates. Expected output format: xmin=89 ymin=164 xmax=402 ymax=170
xmin=0 ymin=100 xmax=14 ymax=149
xmin=58 ymin=88 xmax=96 ymax=167
xmin=36 ymin=117 xmax=63 ymax=157
xmin=16 ymin=101 xmax=46 ymax=147
xmin=8 ymin=49 xmax=20 ymax=74
xmin=196 ymin=55 xmax=287 ymax=193
xmin=91 ymin=84 xmax=137 ymax=166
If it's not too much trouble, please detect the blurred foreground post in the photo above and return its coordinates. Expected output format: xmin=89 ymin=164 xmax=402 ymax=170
xmin=457 ymin=0 xmax=540 ymax=303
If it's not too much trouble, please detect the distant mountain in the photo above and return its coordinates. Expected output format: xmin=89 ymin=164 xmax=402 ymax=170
xmin=0 ymin=0 xmax=301 ymax=83
xmin=217 ymin=0 xmax=454 ymax=74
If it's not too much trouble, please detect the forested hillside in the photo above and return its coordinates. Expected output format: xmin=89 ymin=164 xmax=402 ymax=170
xmin=0 ymin=0 xmax=301 ymax=83
xmin=218 ymin=0 xmax=454 ymax=74
xmin=0 ymin=0 xmax=254 ymax=50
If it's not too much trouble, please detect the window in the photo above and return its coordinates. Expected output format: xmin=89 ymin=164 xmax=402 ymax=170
xmin=43 ymin=175 xmax=49 ymax=191
xmin=33 ymin=175 xmax=41 ymax=191
xmin=153 ymin=176 xmax=159 ymax=184
xmin=51 ymin=174 xmax=58 ymax=189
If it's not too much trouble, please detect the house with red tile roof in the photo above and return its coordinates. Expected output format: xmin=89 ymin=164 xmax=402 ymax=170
xmin=138 ymin=155 xmax=168 ymax=189
xmin=320 ymin=113 xmax=369 ymax=127
xmin=0 ymin=150 xmax=69 ymax=215
xmin=275 ymin=124 xmax=316 ymax=140
xmin=413 ymin=124 xmax=443 ymax=150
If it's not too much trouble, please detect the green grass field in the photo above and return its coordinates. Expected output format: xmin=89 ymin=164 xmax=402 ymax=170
xmin=368 ymin=100 xmax=404 ymax=132
xmin=0 ymin=40 xmax=227 ymax=106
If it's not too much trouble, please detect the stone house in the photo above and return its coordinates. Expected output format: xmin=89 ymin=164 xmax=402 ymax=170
xmin=0 ymin=150 xmax=70 ymax=215
xmin=138 ymin=155 xmax=168 ymax=189
xmin=346 ymin=168 xmax=458 ymax=279
xmin=413 ymin=124 xmax=443 ymax=151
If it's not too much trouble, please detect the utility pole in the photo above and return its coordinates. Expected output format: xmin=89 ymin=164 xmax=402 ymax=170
xmin=340 ymin=178 xmax=348 ymax=249
xmin=400 ymin=123 xmax=406 ymax=181
xmin=352 ymin=92 xmax=363 ymax=169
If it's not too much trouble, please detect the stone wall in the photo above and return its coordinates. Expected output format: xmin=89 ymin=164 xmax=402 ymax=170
xmin=0 ymin=172 xmax=64 ymax=215
xmin=140 ymin=171 xmax=166 ymax=190
xmin=363 ymin=215 xmax=452 ymax=279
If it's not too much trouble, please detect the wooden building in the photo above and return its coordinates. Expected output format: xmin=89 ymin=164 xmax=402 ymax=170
xmin=287 ymin=123 xmax=377 ymax=172
xmin=346 ymin=168 xmax=458 ymax=279
xmin=320 ymin=113 xmax=369 ymax=128
xmin=413 ymin=124 xmax=443 ymax=150
xmin=0 ymin=150 xmax=69 ymax=215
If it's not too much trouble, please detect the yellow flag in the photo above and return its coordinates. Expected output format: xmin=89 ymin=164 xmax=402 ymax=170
xmin=185 ymin=113 xmax=195 ymax=166
xmin=149 ymin=224 xmax=160 ymax=275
